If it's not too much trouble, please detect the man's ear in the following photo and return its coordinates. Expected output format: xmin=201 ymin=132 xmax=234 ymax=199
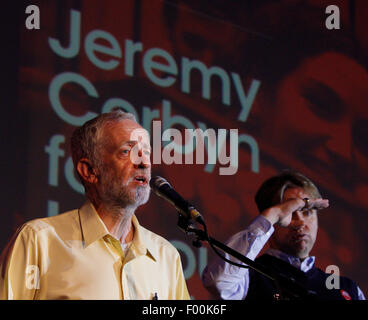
xmin=76 ymin=158 xmax=98 ymax=184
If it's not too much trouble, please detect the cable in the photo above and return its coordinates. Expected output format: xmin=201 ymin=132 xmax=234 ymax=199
xmin=201 ymin=220 xmax=249 ymax=269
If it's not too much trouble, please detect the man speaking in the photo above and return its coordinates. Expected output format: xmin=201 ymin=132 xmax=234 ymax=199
xmin=0 ymin=109 xmax=189 ymax=300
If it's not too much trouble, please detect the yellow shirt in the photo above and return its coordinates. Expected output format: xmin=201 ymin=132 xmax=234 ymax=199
xmin=0 ymin=201 xmax=190 ymax=300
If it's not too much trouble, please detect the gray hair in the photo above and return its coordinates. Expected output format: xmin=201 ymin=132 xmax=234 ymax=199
xmin=70 ymin=108 xmax=137 ymax=182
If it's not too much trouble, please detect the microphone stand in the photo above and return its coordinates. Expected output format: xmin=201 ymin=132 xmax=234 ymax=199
xmin=177 ymin=214 xmax=319 ymax=301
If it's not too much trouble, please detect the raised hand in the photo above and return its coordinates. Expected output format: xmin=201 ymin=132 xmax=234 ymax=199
xmin=261 ymin=197 xmax=329 ymax=227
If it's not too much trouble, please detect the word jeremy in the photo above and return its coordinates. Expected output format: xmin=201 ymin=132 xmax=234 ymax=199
xmin=48 ymin=9 xmax=260 ymax=123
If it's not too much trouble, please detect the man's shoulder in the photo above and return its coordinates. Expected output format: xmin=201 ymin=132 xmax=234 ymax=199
xmin=138 ymin=224 xmax=179 ymax=257
xmin=22 ymin=208 xmax=80 ymax=234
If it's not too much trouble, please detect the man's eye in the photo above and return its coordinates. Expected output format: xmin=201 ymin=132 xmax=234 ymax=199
xmin=303 ymin=210 xmax=313 ymax=216
xmin=121 ymin=149 xmax=130 ymax=155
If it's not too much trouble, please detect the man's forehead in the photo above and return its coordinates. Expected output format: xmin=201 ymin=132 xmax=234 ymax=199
xmin=101 ymin=119 xmax=150 ymax=145
xmin=283 ymin=187 xmax=309 ymax=199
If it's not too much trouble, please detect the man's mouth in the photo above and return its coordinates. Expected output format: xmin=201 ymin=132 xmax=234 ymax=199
xmin=292 ymin=233 xmax=310 ymax=243
xmin=133 ymin=175 xmax=149 ymax=185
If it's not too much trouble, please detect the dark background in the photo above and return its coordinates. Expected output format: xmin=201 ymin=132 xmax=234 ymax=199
xmin=1 ymin=0 xmax=368 ymax=299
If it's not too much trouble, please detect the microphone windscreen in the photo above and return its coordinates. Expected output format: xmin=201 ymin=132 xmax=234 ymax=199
xmin=149 ymin=176 xmax=170 ymax=190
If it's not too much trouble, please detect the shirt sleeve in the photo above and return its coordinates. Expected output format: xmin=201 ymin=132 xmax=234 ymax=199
xmin=0 ymin=224 xmax=40 ymax=300
xmin=201 ymin=215 xmax=274 ymax=300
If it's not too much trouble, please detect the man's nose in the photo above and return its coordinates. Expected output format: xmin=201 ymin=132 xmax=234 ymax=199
xmin=290 ymin=212 xmax=306 ymax=230
xmin=133 ymin=148 xmax=151 ymax=169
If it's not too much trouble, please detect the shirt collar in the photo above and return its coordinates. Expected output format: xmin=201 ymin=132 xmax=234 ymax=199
xmin=79 ymin=201 xmax=110 ymax=248
xmin=130 ymin=215 xmax=157 ymax=262
xmin=265 ymin=248 xmax=315 ymax=272
xmin=78 ymin=201 xmax=157 ymax=261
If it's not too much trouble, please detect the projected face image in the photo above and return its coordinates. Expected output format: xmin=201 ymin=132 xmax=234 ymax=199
xmin=271 ymin=52 xmax=368 ymax=188
xmin=172 ymin=9 xmax=240 ymax=66
xmin=164 ymin=2 xmax=245 ymax=104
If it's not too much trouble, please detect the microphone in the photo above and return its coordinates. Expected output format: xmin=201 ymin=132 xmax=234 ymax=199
xmin=149 ymin=176 xmax=204 ymax=225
